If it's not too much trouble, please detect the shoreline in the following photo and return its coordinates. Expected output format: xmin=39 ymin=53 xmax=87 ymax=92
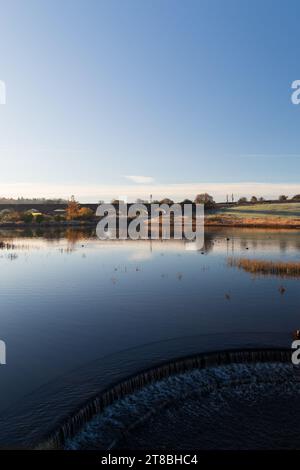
xmin=205 ymin=221 xmax=300 ymax=229
xmin=1 ymin=219 xmax=300 ymax=230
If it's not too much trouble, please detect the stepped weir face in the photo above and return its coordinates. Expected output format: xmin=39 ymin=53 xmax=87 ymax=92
xmin=36 ymin=348 xmax=299 ymax=450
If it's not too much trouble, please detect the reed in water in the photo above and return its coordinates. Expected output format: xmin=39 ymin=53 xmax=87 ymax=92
xmin=228 ymin=258 xmax=300 ymax=278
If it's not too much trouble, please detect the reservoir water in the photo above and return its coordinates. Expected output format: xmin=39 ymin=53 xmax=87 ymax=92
xmin=0 ymin=227 xmax=299 ymax=447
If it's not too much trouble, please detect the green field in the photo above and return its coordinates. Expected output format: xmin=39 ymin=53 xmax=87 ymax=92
xmin=215 ymin=203 xmax=300 ymax=219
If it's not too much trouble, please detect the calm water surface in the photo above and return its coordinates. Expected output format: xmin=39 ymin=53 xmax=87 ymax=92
xmin=0 ymin=227 xmax=299 ymax=442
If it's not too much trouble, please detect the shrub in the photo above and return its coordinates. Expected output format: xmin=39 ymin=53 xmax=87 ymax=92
xmin=238 ymin=197 xmax=248 ymax=204
xmin=181 ymin=199 xmax=193 ymax=204
xmin=21 ymin=213 xmax=34 ymax=223
xmin=0 ymin=211 xmax=19 ymax=222
xmin=54 ymin=214 xmax=65 ymax=222
xmin=194 ymin=193 xmax=215 ymax=209
xmin=77 ymin=207 xmax=94 ymax=220
xmin=35 ymin=214 xmax=44 ymax=224
xmin=159 ymin=198 xmax=174 ymax=205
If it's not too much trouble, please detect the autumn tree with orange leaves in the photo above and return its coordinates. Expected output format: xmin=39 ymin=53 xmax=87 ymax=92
xmin=66 ymin=196 xmax=81 ymax=220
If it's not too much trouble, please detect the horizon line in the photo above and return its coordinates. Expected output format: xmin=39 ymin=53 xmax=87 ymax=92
xmin=0 ymin=181 xmax=300 ymax=203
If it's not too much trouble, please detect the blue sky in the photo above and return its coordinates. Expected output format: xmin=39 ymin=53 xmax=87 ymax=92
xmin=0 ymin=0 xmax=300 ymax=201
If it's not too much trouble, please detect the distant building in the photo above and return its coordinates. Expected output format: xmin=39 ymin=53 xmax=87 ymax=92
xmin=28 ymin=209 xmax=43 ymax=216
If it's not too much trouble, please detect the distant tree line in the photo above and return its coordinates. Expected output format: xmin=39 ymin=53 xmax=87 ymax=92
xmin=0 ymin=196 xmax=95 ymax=225
xmin=112 ymin=193 xmax=300 ymax=208
xmin=237 ymin=194 xmax=300 ymax=204
xmin=0 ymin=197 xmax=67 ymax=204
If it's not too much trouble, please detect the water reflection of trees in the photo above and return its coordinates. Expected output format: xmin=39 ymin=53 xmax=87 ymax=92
xmin=201 ymin=233 xmax=216 ymax=253
xmin=64 ymin=228 xmax=94 ymax=244
xmin=205 ymin=228 xmax=300 ymax=254
xmin=0 ymin=227 xmax=94 ymax=242
xmin=1 ymin=227 xmax=300 ymax=254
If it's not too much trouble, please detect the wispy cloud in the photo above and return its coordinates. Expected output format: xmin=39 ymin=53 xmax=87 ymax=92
xmin=123 ymin=175 xmax=154 ymax=184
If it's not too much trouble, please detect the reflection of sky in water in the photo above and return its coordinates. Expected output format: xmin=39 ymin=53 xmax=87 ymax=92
xmin=0 ymin=228 xmax=299 ymax=413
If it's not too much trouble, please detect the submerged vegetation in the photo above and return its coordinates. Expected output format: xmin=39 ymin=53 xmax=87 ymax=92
xmin=228 ymin=257 xmax=300 ymax=278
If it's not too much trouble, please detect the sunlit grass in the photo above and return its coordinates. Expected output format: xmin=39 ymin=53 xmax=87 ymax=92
xmin=228 ymin=257 xmax=300 ymax=278
xmin=216 ymin=203 xmax=300 ymax=219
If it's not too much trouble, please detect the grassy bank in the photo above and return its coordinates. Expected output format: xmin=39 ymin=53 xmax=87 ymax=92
xmin=206 ymin=202 xmax=300 ymax=227
xmin=2 ymin=202 xmax=300 ymax=229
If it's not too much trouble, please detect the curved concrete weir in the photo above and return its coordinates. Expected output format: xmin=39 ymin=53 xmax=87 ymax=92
xmin=0 ymin=333 xmax=293 ymax=449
